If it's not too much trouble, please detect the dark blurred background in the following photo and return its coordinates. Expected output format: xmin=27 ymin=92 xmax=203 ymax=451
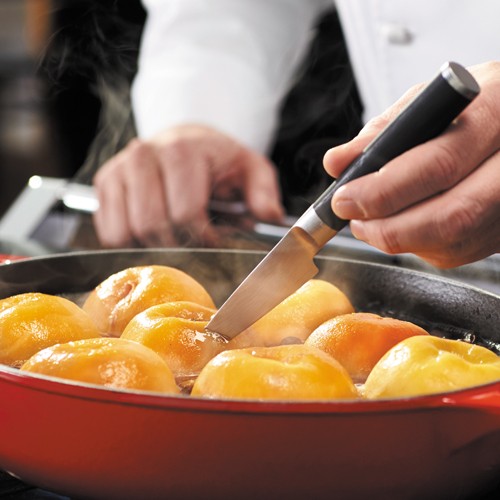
xmin=0 ymin=0 xmax=146 ymax=218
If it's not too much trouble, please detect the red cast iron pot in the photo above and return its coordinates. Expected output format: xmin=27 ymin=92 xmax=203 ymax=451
xmin=0 ymin=249 xmax=499 ymax=500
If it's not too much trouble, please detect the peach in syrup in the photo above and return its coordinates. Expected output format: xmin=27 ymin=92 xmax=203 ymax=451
xmin=305 ymin=312 xmax=429 ymax=383
xmin=227 ymin=279 xmax=354 ymax=349
xmin=363 ymin=335 xmax=500 ymax=399
xmin=0 ymin=292 xmax=101 ymax=368
xmin=82 ymin=265 xmax=215 ymax=337
xmin=191 ymin=344 xmax=359 ymax=401
xmin=121 ymin=301 xmax=227 ymax=380
xmin=21 ymin=337 xmax=180 ymax=394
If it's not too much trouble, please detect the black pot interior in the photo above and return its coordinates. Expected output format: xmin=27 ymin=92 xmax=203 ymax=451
xmin=0 ymin=249 xmax=498 ymax=352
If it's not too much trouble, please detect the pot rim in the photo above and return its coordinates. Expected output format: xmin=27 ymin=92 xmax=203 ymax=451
xmin=1 ymin=363 xmax=498 ymax=416
xmin=3 ymin=247 xmax=500 ymax=300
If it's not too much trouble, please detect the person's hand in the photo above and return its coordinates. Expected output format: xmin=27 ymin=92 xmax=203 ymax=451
xmin=92 ymin=124 xmax=284 ymax=247
xmin=324 ymin=61 xmax=500 ymax=268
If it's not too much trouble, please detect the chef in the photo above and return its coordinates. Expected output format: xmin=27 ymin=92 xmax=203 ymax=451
xmin=92 ymin=0 xmax=500 ymax=268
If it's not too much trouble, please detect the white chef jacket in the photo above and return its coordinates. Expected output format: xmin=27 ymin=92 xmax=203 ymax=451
xmin=132 ymin=0 xmax=499 ymax=154
xmin=335 ymin=0 xmax=500 ymax=122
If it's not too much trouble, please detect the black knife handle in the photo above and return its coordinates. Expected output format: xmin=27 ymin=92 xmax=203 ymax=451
xmin=312 ymin=61 xmax=480 ymax=231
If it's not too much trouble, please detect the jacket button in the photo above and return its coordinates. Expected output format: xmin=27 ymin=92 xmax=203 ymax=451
xmin=380 ymin=24 xmax=414 ymax=45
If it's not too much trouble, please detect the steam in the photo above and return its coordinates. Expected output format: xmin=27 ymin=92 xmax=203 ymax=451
xmin=39 ymin=1 xmax=146 ymax=183
xmin=38 ymin=4 xmax=362 ymax=213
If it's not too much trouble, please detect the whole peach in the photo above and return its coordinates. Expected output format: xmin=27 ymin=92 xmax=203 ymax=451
xmin=192 ymin=344 xmax=358 ymax=401
xmin=83 ymin=265 xmax=215 ymax=337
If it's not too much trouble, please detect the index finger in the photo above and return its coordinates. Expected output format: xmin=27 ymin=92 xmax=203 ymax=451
xmin=323 ymin=84 xmax=426 ymax=179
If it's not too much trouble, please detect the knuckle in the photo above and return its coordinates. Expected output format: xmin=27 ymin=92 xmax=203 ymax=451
xmin=429 ymin=143 xmax=460 ymax=189
xmin=367 ymin=183 xmax=399 ymax=217
xmin=92 ymin=167 xmax=107 ymax=186
xmin=430 ymin=243 xmax=470 ymax=269
xmin=436 ymin=196 xmax=480 ymax=245
xmin=131 ymin=218 xmax=161 ymax=242
xmin=158 ymin=136 xmax=192 ymax=165
xmin=372 ymin=223 xmax=403 ymax=255
xmin=476 ymin=60 xmax=500 ymax=77
xmin=104 ymin=235 xmax=128 ymax=248
xmin=98 ymin=138 xmax=154 ymax=179
xmin=126 ymin=138 xmax=149 ymax=158
xmin=361 ymin=115 xmax=389 ymax=137
xmin=130 ymin=205 xmax=167 ymax=239
xmin=128 ymin=137 xmax=146 ymax=150
xmin=352 ymin=174 xmax=400 ymax=218
xmin=420 ymin=252 xmax=458 ymax=270
xmin=170 ymin=205 xmax=197 ymax=227
xmin=94 ymin=152 xmax=127 ymax=183
xmin=483 ymin=60 xmax=499 ymax=70
xmin=437 ymin=246 xmax=463 ymax=267
xmin=130 ymin=142 xmax=158 ymax=171
xmin=123 ymin=139 xmax=158 ymax=173
xmin=95 ymin=224 xmax=129 ymax=248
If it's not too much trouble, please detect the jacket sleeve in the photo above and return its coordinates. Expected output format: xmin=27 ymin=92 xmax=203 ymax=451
xmin=132 ymin=0 xmax=331 ymax=154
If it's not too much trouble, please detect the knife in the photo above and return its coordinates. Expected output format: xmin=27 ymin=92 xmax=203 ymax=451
xmin=206 ymin=61 xmax=480 ymax=338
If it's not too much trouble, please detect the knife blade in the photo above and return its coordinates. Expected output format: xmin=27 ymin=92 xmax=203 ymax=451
xmin=206 ymin=61 xmax=480 ymax=339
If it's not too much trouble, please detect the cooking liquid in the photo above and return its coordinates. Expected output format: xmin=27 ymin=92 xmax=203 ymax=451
xmin=373 ymin=306 xmax=500 ymax=355
xmin=53 ymin=292 xmax=500 ymax=395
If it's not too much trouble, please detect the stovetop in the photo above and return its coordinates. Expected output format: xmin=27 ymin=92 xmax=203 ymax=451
xmin=0 ymin=470 xmax=68 ymax=499
xmin=2 ymin=469 xmax=500 ymax=499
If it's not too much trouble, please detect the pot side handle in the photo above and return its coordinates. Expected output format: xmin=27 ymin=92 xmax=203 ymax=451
xmin=440 ymin=385 xmax=500 ymax=415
